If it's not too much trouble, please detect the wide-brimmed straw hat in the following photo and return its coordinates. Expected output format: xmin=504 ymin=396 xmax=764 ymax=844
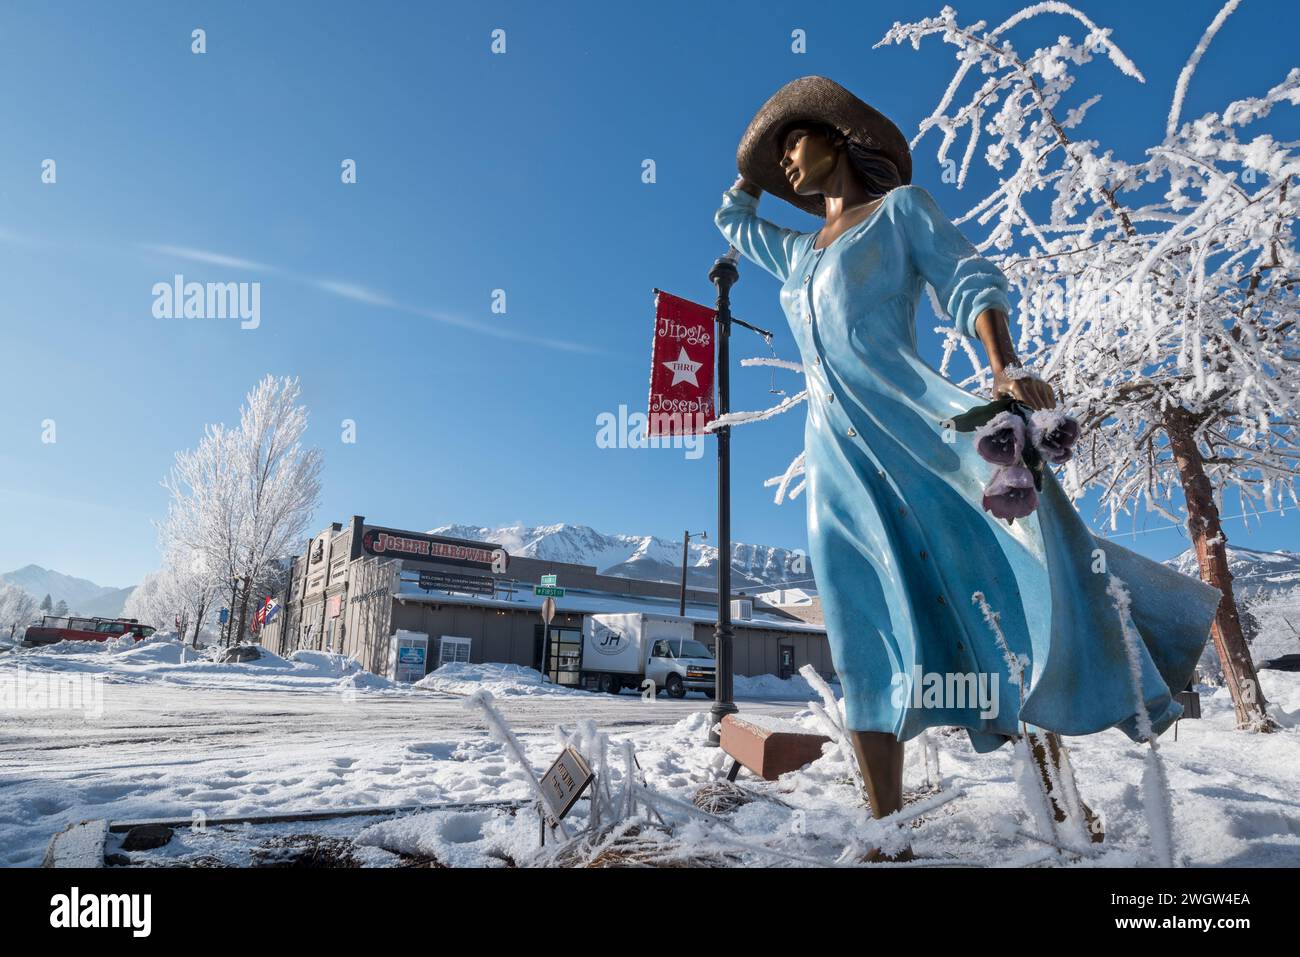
xmin=736 ymin=75 xmax=912 ymax=218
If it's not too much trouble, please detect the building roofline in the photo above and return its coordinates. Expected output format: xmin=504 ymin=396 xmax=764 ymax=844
xmin=392 ymin=587 xmax=827 ymax=635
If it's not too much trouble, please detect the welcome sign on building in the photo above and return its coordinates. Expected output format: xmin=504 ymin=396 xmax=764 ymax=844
xmin=360 ymin=527 xmax=508 ymax=572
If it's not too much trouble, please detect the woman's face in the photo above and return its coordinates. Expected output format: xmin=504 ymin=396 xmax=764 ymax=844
xmin=779 ymin=126 xmax=840 ymax=197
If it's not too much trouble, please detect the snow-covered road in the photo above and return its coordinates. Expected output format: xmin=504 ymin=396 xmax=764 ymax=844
xmin=0 ymin=652 xmax=801 ymax=867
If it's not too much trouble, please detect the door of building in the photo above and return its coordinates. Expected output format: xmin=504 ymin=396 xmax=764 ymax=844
xmin=779 ymin=645 xmax=794 ymax=680
xmin=537 ymin=624 xmax=583 ymax=686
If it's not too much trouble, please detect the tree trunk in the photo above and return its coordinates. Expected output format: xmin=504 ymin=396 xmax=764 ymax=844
xmin=224 ymin=582 xmax=239 ymax=646
xmin=1164 ymin=408 xmax=1275 ymax=731
xmin=191 ymin=597 xmax=208 ymax=648
xmin=235 ymin=576 xmax=252 ymax=645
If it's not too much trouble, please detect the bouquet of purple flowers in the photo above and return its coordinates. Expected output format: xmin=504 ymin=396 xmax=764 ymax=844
xmin=950 ymin=397 xmax=1080 ymax=524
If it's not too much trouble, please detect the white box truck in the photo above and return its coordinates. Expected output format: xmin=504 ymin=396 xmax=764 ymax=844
xmin=581 ymin=612 xmax=717 ymax=698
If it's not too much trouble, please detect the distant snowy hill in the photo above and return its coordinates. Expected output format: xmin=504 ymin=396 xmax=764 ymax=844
xmin=428 ymin=522 xmax=812 ymax=591
xmin=1167 ymin=545 xmax=1300 ymax=601
xmin=1165 ymin=545 xmax=1300 ymax=674
xmin=0 ymin=565 xmax=134 ymax=618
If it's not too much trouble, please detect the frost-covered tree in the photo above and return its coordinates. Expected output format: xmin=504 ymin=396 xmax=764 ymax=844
xmin=39 ymin=593 xmax=52 ymax=614
xmin=868 ymin=1 xmax=1298 ymax=730
xmin=1244 ymin=584 xmax=1300 ymax=663
xmin=124 ymin=558 xmax=221 ymax=646
xmin=162 ymin=375 xmax=322 ymax=645
xmin=226 ymin=376 xmax=322 ymax=642
xmin=52 ymin=599 xmax=68 ymax=617
xmin=162 ymin=421 xmax=243 ymax=643
xmin=123 ymin=570 xmax=166 ymax=631
xmin=0 ymin=584 xmax=38 ymax=640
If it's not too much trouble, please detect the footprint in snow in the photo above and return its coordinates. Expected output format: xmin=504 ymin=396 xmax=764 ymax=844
xmin=81 ymin=783 xmax=140 ymax=804
xmin=407 ymin=742 xmax=456 ymax=759
xmin=27 ymin=796 xmax=71 ymax=816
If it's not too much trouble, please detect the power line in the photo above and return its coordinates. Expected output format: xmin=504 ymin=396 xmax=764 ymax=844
xmin=1102 ymin=503 xmax=1296 ymax=538
xmin=754 ymin=504 xmax=1296 ymax=592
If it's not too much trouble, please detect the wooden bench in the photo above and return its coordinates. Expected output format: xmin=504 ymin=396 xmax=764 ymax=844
xmin=720 ymin=713 xmax=830 ymax=781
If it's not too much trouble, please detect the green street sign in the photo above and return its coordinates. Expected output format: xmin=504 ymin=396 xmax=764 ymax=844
xmin=540 ymin=574 xmax=557 ymax=586
xmin=534 ymin=585 xmax=565 ymax=598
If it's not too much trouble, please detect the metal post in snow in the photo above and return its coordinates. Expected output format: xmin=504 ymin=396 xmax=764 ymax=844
xmin=707 ymin=248 xmax=741 ymax=746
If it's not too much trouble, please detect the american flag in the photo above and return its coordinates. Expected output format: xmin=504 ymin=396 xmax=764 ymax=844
xmin=253 ymin=596 xmax=281 ymax=633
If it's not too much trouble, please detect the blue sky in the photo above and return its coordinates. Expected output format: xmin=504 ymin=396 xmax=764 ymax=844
xmin=1 ymin=0 xmax=1295 ymax=587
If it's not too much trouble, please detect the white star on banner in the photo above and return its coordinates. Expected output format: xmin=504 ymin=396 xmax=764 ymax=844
xmin=663 ymin=347 xmax=703 ymax=387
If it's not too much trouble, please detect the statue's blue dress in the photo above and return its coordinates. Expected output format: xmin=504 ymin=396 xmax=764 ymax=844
xmin=716 ymin=184 xmax=1219 ymax=751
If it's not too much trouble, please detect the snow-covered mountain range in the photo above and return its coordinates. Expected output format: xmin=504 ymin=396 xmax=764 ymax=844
xmin=1168 ymin=544 xmax=1300 ymax=601
xmin=428 ymin=522 xmax=812 ymax=591
xmin=0 ymin=564 xmax=134 ymax=618
xmin=1167 ymin=544 xmax=1300 ymax=670
xmin=425 ymin=524 xmax=1300 ymax=607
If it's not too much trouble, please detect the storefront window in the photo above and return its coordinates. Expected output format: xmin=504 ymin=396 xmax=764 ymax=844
xmin=438 ymin=636 xmax=471 ymax=669
xmin=541 ymin=626 xmax=583 ymax=686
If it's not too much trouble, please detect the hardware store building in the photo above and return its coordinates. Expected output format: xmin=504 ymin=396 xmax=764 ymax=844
xmin=259 ymin=516 xmax=830 ymax=687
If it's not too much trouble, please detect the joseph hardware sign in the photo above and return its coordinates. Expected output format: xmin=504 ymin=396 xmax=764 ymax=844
xmin=361 ymin=527 xmax=508 ymax=571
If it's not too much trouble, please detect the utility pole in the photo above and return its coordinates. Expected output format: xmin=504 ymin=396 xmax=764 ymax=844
xmin=679 ymin=530 xmax=706 ymax=617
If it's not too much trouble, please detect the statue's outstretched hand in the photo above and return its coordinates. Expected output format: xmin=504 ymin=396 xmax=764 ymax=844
xmin=993 ymin=366 xmax=1057 ymax=411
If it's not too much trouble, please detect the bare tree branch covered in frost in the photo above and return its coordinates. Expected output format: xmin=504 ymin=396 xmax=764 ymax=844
xmin=0 ymin=585 xmax=39 ymax=642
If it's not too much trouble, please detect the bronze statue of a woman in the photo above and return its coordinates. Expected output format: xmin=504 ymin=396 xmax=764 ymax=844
xmin=715 ymin=76 xmax=1219 ymax=860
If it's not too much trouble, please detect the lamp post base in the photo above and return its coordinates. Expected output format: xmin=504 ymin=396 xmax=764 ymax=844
xmin=706 ymin=699 xmax=740 ymax=747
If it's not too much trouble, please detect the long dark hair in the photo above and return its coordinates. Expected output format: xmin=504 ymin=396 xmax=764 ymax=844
xmin=778 ymin=121 xmax=903 ymax=201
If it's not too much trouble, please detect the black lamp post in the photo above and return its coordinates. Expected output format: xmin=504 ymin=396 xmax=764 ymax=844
xmin=707 ymin=248 xmax=741 ymax=745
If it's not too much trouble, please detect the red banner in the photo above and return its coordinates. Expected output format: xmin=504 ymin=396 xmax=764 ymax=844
xmin=647 ymin=290 xmax=715 ymax=437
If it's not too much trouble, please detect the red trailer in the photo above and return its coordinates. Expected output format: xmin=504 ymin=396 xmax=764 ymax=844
xmin=22 ymin=616 xmax=156 ymax=647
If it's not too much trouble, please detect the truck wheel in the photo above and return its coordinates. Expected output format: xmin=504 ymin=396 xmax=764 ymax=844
xmin=665 ymin=674 xmax=686 ymax=699
xmin=601 ymin=673 xmax=622 ymax=695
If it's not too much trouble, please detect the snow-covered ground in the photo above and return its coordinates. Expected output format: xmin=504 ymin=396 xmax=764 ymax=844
xmin=2 ymin=637 xmax=1298 ymax=867
xmin=1 ymin=636 xmax=400 ymax=695
xmin=415 ymin=662 xmax=589 ymax=698
xmin=0 ymin=639 xmax=802 ymax=866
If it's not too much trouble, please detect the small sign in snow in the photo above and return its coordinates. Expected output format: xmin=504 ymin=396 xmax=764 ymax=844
xmin=540 ymin=747 xmax=593 ymax=822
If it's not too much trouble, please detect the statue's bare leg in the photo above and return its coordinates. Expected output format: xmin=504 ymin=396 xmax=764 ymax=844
xmin=1029 ymin=731 xmax=1104 ymax=843
xmin=847 ymin=730 xmax=913 ymax=861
